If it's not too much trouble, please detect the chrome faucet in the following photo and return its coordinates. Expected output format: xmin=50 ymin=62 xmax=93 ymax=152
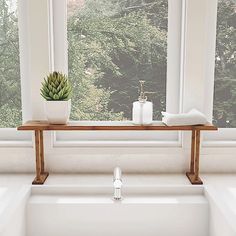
xmin=113 ymin=167 xmax=122 ymax=200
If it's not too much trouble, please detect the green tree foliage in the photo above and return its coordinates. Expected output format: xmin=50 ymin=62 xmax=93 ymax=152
xmin=213 ymin=0 xmax=236 ymax=127
xmin=0 ymin=0 xmax=235 ymax=126
xmin=0 ymin=0 xmax=21 ymax=127
xmin=68 ymin=24 xmax=124 ymax=120
xmin=68 ymin=0 xmax=167 ymax=120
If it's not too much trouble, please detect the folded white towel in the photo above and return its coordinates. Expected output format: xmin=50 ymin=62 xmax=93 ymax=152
xmin=162 ymin=109 xmax=208 ymax=126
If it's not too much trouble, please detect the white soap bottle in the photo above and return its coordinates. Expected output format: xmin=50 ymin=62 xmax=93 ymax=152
xmin=132 ymin=81 xmax=153 ymax=125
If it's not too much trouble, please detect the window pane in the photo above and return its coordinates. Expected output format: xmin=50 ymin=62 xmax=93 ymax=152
xmin=213 ymin=0 xmax=236 ymax=128
xmin=0 ymin=0 xmax=22 ymax=128
xmin=67 ymin=0 xmax=168 ymax=121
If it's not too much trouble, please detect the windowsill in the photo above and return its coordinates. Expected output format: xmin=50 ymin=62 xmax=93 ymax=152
xmin=0 ymin=140 xmax=33 ymax=147
xmin=0 ymin=128 xmax=32 ymax=146
xmin=52 ymin=120 xmax=181 ymax=147
xmin=53 ymin=140 xmax=182 ymax=148
xmin=67 ymin=120 xmax=163 ymax=125
xmin=202 ymin=141 xmax=236 ymax=148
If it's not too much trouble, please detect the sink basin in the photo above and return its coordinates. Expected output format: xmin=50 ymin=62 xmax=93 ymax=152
xmin=27 ymin=186 xmax=208 ymax=236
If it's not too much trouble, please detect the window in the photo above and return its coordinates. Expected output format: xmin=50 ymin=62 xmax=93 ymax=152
xmin=67 ymin=0 xmax=168 ymax=121
xmin=52 ymin=0 xmax=182 ymax=145
xmin=213 ymin=0 xmax=236 ymax=128
xmin=0 ymin=0 xmax=22 ymax=128
xmin=203 ymin=0 xmax=236 ymax=145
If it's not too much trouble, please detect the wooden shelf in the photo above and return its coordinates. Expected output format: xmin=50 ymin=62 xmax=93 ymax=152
xmin=18 ymin=120 xmax=217 ymax=131
xmin=17 ymin=120 xmax=217 ymax=185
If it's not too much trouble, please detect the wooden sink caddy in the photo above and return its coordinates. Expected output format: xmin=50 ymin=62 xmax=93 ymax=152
xmin=18 ymin=121 xmax=217 ymax=185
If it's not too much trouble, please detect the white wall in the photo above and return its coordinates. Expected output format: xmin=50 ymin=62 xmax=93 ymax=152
xmin=1 ymin=141 xmax=236 ymax=173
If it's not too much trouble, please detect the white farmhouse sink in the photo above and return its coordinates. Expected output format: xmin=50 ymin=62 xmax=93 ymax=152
xmin=1 ymin=184 xmax=235 ymax=236
xmin=27 ymin=186 xmax=208 ymax=236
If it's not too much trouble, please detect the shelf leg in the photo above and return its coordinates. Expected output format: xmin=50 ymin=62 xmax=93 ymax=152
xmin=194 ymin=130 xmax=202 ymax=184
xmin=186 ymin=129 xmax=203 ymax=185
xmin=33 ymin=130 xmax=41 ymax=183
xmin=190 ymin=129 xmax=196 ymax=174
xmin=32 ymin=130 xmax=49 ymax=185
xmin=40 ymin=130 xmax=45 ymax=173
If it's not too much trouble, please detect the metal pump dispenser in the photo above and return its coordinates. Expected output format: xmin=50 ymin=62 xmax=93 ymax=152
xmin=132 ymin=81 xmax=153 ymax=125
xmin=138 ymin=80 xmax=147 ymax=102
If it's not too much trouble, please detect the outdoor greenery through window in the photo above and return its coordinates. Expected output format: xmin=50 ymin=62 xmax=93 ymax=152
xmin=0 ymin=0 xmax=21 ymax=128
xmin=67 ymin=0 xmax=168 ymax=121
xmin=213 ymin=0 xmax=236 ymax=128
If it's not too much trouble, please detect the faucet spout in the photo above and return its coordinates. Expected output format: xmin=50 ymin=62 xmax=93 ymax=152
xmin=113 ymin=167 xmax=122 ymax=200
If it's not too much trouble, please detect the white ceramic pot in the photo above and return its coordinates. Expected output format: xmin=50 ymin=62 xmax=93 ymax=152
xmin=44 ymin=99 xmax=71 ymax=124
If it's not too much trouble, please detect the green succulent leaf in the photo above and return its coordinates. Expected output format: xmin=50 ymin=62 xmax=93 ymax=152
xmin=40 ymin=71 xmax=72 ymax=101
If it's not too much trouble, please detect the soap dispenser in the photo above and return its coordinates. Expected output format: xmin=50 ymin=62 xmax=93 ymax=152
xmin=132 ymin=81 xmax=153 ymax=125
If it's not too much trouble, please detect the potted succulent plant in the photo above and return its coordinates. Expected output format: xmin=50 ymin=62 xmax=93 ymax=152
xmin=40 ymin=71 xmax=72 ymax=124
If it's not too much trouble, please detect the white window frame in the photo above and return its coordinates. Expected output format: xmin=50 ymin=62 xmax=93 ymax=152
xmin=51 ymin=0 xmax=184 ymax=147
xmin=201 ymin=0 xmax=236 ymax=147
xmin=0 ymin=0 xmax=32 ymax=146
xmin=0 ymin=0 xmax=55 ymax=146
